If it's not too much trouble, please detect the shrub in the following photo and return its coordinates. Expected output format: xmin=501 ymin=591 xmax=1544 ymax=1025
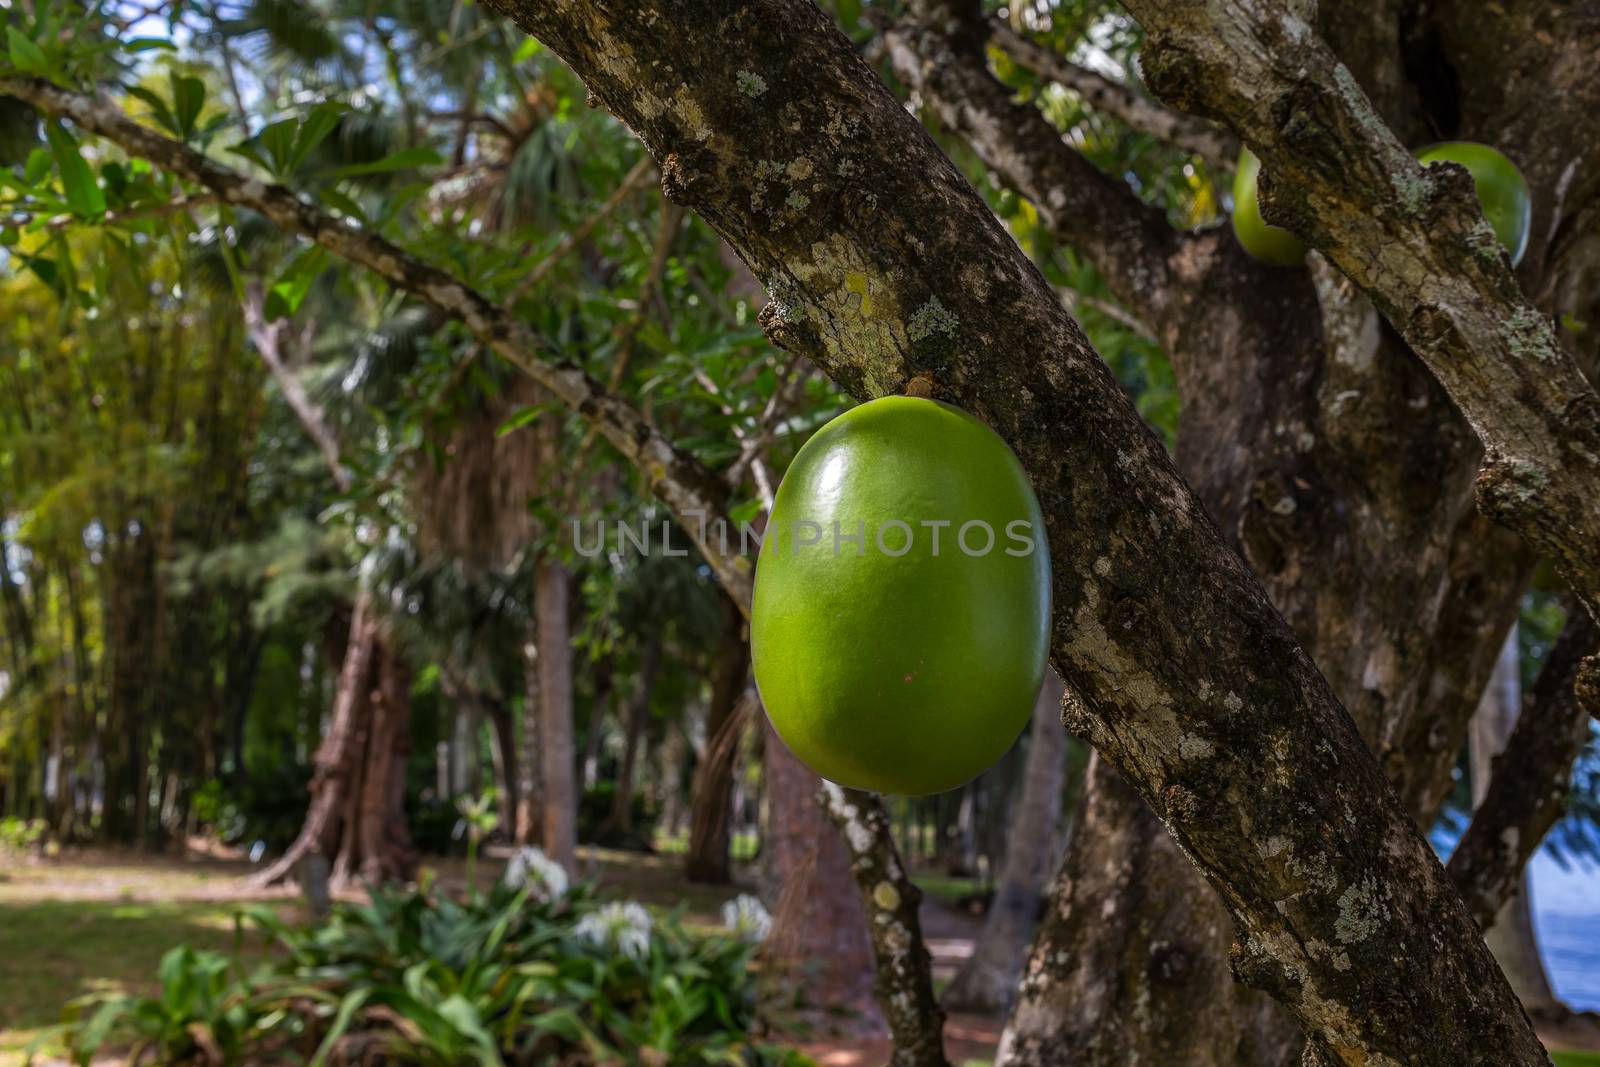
xmin=52 ymin=857 xmax=808 ymax=1067
xmin=0 ymin=816 xmax=45 ymax=853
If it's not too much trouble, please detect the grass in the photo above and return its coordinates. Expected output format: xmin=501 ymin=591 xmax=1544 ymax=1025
xmin=0 ymin=897 xmax=257 ymax=1064
xmin=1 ymin=848 xmax=1593 ymax=1067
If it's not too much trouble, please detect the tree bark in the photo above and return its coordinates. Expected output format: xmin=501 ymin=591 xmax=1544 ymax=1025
xmin=1122 ymin=0 xmax=1600 ymax=623
xmin=465 ymin=4 xmax=1548 ymax=1061
xmin=357 ymin=645 xmax=415 ymax=884
xmin=999 ymin=752 xmax=1294 ymax=1067
xmin=537 ymin=558 xmax=577 ymax=869
xmin=249 ymin=592 xmax=379 ymax=888
xmin=686 ymin=592 xmax=749 ymax=883
xmin=943 ymin=671 xmax=1068 ymax=1014
xmin=819 ymin=783 xmax=951 ymax=1067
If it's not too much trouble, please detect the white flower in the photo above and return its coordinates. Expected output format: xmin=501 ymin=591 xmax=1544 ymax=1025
xmin=720 ymin=893 xmax=772 ymax=942
xmin=574 ymin=901 xmax=654 ymax=960
xmin=503 ymin=846 xmax=569 ymax=901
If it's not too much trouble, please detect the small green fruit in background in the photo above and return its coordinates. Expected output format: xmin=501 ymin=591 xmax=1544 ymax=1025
xmin=1414 ymin=141 xmax=1531 ymax=267
xmin=751 ymin=396 xmax=1051 ymax=795
xmin=1231 ymin=147 xmax=1308 ymax=266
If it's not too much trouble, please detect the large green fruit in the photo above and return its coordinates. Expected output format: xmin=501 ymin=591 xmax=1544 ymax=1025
xmin=1414 ymin=142 xmax=1531 ymax=267
xmin=1231 ymin=147 xmax=1308 ymax=266
xmin=751 ymin=396 xmax=1051 ymax=795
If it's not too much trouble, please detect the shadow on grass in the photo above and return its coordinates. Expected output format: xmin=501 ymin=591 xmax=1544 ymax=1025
xmin=0 ymin=897 xmax=262 ymax=1036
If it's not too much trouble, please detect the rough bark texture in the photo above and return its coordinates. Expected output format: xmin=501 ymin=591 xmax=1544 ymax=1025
xmin=536 ymin=558 xmax=577 ymax=870
xmin=943 ymin=672 xmax=1068 ymax=1014
xmin=999 ymin=752 xmax=1293 ymax=1067
xmin=893 ymin=4 xmax=1599 ymax=1061
xmin=686 ymin=593 xmax=749 ymax=884
xmin=1451 ymin=608 xmax=1600 ymax=931
xmin=1121 ymin=0 xmax=1600 ymax=623
xmin=470 ymin=4 xmax=1549 ymax=1063
xmin=819 ymin=783 xmax=951 ymax=1067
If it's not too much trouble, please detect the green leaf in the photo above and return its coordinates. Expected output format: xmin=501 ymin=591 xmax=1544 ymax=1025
xmin=256 ymin=117 xmax=298 ymax=175
xmin=321 ymin=146 xmax=442 ymax=179
xmin=285 ymin=105 xmax=344 ymax=173
xmin=495 ymin=403 xmax=555 ymax=437
xmin=45 ymin=121 xmax=106 ymax=218
xmin=170 ymin=74 xmax=206 ymax=139
xmin=123 ymin=37 xmax=177 ymax=53
xmin=264 ymin=245 xmax=328 ymax=321
xmin=23 ymin=146 xmax=52 ymax=185
xmin=5 ymin=27 xmax=49 ymax=74
xmin=512 ymin=37 xmax=542 ymax=62
xmin=317 ymin=184 xmax=367 ymax=224
xmin=126 ymin=86 xmax=177 ymax=135
xmin=307 ymin=988 xmax=372 ymax=1067
xmin=728 ymin=498 xmax=762 ymax=525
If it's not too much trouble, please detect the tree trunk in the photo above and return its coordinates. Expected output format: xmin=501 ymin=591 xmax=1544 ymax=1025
xmin=761 ymin=718 xmax=879 ymax=1029
xmin=537 ymin=558 xmax=577 ymax=870
xmin=998 ymin=753 xmax=1294 ymax=1067
xmin=943 ymin=671 xmax=1068 ymax=1014
xmin=244 ymin=600 xmax=414 ymax=889
xmin=686 ymin=593 xmax=749 ymax=883
xmin=356 ymin=645 xmax=414 ymax=884
xmin=604 ymin=635 xmax=661 ymax=836
xmin=1468 ymin=626 xmax=1559 ymax=1013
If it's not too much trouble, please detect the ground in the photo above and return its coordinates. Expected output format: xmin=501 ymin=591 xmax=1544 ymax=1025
xmin=0 ymin=846 xmax=1591 ymax=1067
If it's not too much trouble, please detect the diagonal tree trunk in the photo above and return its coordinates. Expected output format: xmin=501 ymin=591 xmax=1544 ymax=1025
xmin=457 ymin=4 xmax=1554 ymax=1060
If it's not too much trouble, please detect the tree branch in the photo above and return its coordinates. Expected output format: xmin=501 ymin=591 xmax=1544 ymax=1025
xmin=4 ymin=71 xmax=949 ymax=1054
xmin=989 ymin=20 xmax=1238 ymax=172
xmin=1447 ymin=607 xmax=1600 ymax=929
xmin=884 ymin=12 xmax=1183 ymax=332
xmin=484 ymin=3 xmax=1546 ymax=1062
xmin=818 ymin=783 xmax=951 ymax=1067
xmin=0 ymin=75 xmax=753 ymax=611
xmin=1120 ymin=0 xmax=1600 ymax=625
xmin=241 ymin=285 xmax=349 ymax=492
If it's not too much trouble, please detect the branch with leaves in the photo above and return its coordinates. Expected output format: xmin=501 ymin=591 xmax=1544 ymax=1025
xmin=0 ymin=69 xmax=954 ymax=1053
xmin=0 ymin=73 xmax=754 ymax=609
xmin=988 ymin=19 xmax=1237 ymax=172
xmin=886 ymin=6 xmax=1184 ymax=333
